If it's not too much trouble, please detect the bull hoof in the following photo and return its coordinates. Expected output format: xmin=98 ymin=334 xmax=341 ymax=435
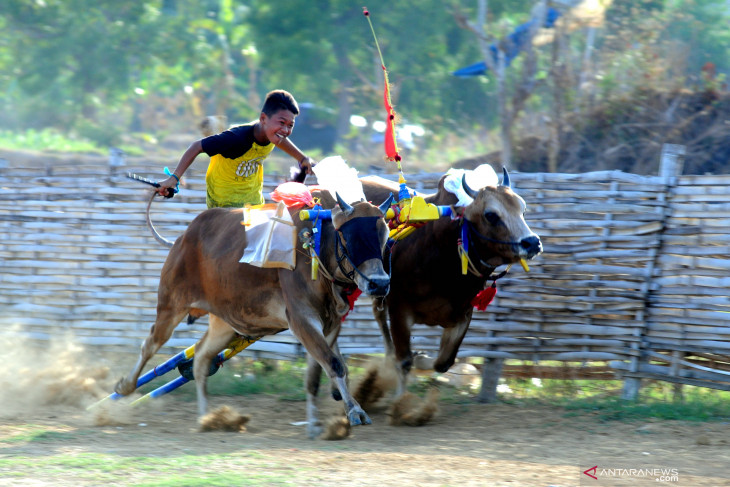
xmin=433 ymin=361 xmax=452 ymax=374
xmin=114 ymin=377 xmax=134 ymax=396
xmin=346 ymin=407 xmax=372 ymax=427
xmin=307 ymin=421 xmax=323 ymax=440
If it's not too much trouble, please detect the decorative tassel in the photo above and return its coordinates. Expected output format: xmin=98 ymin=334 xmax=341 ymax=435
xmin=342 ymin=289 xmax=363 ymax=322
xmin=472 ymin=283 xmax=497 ymax=311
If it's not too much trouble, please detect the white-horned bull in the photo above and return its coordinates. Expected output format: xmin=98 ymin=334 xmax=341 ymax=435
xmin=361 ymin=167 xmax=542 ymax=395
xmin=115 ymin=189 xmax=393 ymax=438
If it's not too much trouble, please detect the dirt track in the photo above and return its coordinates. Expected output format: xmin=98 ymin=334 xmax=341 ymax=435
xmin=1 ymin=383 xmax=729 ymax=487
xmin=0 ymin=335 xmax=727 ymax=486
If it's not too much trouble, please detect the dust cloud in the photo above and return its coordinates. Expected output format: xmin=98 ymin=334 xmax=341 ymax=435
xmin=198 ymin=405 xmax=250 ymax=432
xmin=352 ymin=356 xmax=398 ymax=410
xmin=0 ymin=329 xmax=132 ymax=422
xmin=388 ymin=387 xmax=440 ymax=426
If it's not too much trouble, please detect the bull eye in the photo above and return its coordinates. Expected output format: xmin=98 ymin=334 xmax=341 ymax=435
xmin=484 ymin=211 xmax=501 ymax=226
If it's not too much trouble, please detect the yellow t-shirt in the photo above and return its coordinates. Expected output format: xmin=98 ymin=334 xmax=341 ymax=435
xmin=201 ymin=123 xmax=275 ymax=208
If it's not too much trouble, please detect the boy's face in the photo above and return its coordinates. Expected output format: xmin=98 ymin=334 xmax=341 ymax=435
xmin=260 ymin=109 xmax=296 ymax=145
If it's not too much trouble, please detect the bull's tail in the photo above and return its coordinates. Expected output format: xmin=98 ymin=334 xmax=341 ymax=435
xmin=145 ymin=191 xmax=175 ymax=248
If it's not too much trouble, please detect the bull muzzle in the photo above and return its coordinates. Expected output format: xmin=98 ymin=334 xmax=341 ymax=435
xmin=366 ymin=276 xmax=390 ymax=297
xmin=519 ymin=235 xmax=542 ymax=258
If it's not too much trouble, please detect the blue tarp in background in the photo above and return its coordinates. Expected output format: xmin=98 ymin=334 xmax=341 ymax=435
xmin=453 ymin=7 xmax=562 ymax=77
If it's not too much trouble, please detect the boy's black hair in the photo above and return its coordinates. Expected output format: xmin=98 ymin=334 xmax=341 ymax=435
xmin=261 ymin=90 xmax=299 ymax=117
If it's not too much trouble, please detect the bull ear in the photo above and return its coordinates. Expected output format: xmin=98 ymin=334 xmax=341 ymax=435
xmin=378 ymin=193 xmax=394 ymax=215
xmin=336 ymin=192 xmax=353 ymax=213
xmin=501 ymin=167 xmax=511 ymax=188
xmin=462 ymin=173 xmax=479 ymax=199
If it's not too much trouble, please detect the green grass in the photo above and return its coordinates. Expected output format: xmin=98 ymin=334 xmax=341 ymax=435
xmin=136 ymin=473 xmax=295 ymax=487
xmin=0 ymin=426 xmax=98 ymax=446
xmin=0 ymin=453 xmax=300 ymax=486
xmin=153 ymin=358 xmax=309 ymax=402
xmin=560 ymin=394 xmax=730 ymax=422
xmin=497 ymin=373 xmax=730 ymax=422
xmin=557 ymin=384 xmax=730 ymax=422
xmin=0 ymin=426 xmax=69 ymax=445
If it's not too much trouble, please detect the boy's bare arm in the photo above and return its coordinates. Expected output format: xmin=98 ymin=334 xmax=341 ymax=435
xmin=157 ymin=140 xmax=204 ymax=195
xmin=277 ymin=137 xmax=315 ymax=174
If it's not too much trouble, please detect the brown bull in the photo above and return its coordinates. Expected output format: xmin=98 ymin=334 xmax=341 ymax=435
xmin=360 ymin=168 xmax=542 ymax=395
xmin=115 ymin=190 xmax=393 ymax=438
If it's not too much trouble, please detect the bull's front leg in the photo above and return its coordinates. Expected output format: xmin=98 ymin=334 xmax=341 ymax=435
xmin=433 ymin=319 xmax=471 ymax=373
xmin=289 ymin=310 xmax=371 ymax=437
xmin=389 ymin=313 xmax=415 ymax=397
xmin=304 ymin=336 xmax=347 ymax=438
xmin=304 ymin=354 xmax=324 ymax=439
xmin=373 ymin=298 xmax=395 ymax=357
xmin=329 ymin=353 xmax=370 ymax=428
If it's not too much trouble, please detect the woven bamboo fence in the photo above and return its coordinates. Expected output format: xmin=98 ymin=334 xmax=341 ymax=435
xmin=1 ymin=146 xmax=729 ymax=394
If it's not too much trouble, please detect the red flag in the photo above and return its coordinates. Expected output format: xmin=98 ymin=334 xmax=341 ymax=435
xmin=365 ymin=7 xmax=401 ymax=165
xmin=382 ymin=68 xmax=400 ymax=161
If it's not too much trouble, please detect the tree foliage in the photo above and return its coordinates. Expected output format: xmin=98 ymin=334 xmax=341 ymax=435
xmin=0 ymin=0 xmax=727 ymax=172
xmin=0 ymin=1 xmax=167 ymax=127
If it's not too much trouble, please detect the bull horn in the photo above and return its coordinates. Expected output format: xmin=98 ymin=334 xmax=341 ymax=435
xmin=501 ymin=167 xmax=511 ymax=188
xmin=462 ymin=173 xmax=479 ymax=199
xmin=336 ymin=192 xmax=353 ymax=212
xmin=378 ymin=193 xmax=395 ymax=215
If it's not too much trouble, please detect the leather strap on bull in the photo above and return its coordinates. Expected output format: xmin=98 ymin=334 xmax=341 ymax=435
xmin=454 ymin=213 xmax=528 ymax=311
xmin=457 ymin=216 xmax=531 ymax=276
xmin=299 ymin=204 xmax=329 ymax=281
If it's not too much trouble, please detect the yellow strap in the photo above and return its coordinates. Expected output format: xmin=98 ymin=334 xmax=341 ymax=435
xmin=458 ymin=244 xmax=483 ymax=277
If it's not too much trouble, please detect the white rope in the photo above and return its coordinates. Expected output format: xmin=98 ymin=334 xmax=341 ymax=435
xmin=145 ymin=191 xmax=175 ymax=248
